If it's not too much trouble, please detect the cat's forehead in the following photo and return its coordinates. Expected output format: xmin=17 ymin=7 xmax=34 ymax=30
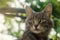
xmin=30 ymin=12 xmax=44 ymax=19
xmin=26 ymin=12 xmax=49 ymax=21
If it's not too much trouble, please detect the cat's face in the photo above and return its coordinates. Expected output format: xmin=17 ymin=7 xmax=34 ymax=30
xmin=25 ymin=4 xmax=53 ymax=34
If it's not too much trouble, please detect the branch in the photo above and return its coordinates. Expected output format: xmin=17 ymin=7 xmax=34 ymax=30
xmin=3 ymin=13 xmax=26 ymax=19
xmin=0 ymin=7 xmax=25 ymax=13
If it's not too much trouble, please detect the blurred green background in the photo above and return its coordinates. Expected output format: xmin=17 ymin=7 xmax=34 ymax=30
xmin=0 ymin=0 xmax=60 ymax=40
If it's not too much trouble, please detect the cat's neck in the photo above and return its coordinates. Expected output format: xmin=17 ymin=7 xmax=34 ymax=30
xmin=26 ymin=30 xmax=48 ymax=37
xmin=31 ymin=32 xmax=49 ymax=40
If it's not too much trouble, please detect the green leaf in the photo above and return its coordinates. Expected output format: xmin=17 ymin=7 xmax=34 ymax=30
xmin=54 ymin=18 xmax=60 ymax=33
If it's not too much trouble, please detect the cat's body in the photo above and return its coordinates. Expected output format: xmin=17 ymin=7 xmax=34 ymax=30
xmin=21 ymin=3 xmax=54 ymax=40
xmin=21 ymin=31 xmax=49 ymax=40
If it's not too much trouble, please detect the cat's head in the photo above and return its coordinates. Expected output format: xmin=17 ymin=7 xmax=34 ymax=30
xmin=25 ymin=4 xmax=53 ymax=34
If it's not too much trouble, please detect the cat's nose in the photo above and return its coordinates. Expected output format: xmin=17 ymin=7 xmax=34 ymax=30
xmin=33 ymin=25 xmax=39 ymax=30
xmin=34 ymin=25 xmax=38 ymax=28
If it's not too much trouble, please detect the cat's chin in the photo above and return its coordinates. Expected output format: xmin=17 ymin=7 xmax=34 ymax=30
xmin=32 ymin=30 xmax=41 ymax=34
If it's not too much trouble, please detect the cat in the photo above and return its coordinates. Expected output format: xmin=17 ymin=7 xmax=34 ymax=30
xmin=21 ymin=3 xmax=54 ymax=40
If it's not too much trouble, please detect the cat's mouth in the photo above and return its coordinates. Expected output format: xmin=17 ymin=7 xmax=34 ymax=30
xmin=30 ymin=28 xmax=42 ymax=34
xmin=32 ymin=30 xmax=40 ymax=33
xmin=30 ymin=27 xmax=45 ymax=34
xmin=32 ymin=29 xmax=45 ymax=34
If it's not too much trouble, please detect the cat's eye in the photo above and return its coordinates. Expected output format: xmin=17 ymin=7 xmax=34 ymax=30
xmin=28 ymin=21 xmax=32 ymax=25
xmin=40 ymin=19 xmax=46 ymax=23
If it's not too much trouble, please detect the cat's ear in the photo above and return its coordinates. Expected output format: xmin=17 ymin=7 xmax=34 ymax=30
xmin=25 ymin=6 xmax=33 ymax=16
xmin=44 ymin=3 xmax=52 ymax=17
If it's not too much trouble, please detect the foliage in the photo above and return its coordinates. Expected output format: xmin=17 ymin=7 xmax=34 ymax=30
xmin=0 ymin=0 xmax=8 ymax=8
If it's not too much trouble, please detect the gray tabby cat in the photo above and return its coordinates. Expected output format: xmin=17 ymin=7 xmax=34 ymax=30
xmin=21 ymin=3 xmax=54 ymax=40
